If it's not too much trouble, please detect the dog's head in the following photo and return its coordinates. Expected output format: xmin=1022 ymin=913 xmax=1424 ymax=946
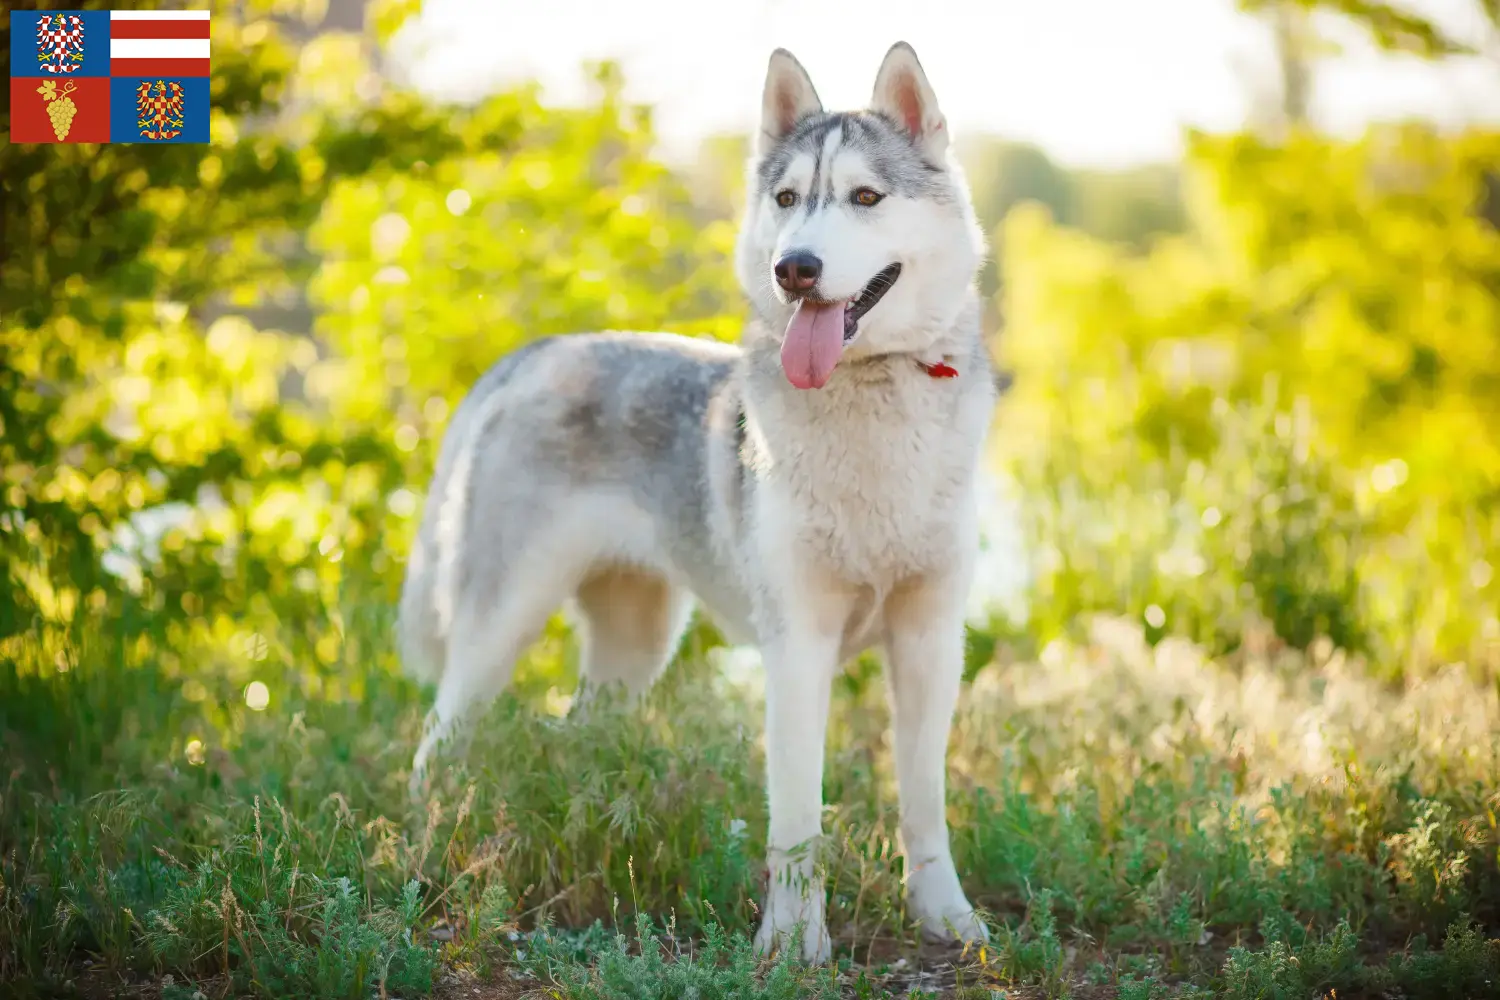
xmin=736 ymin=42 xmax=985 ymax=390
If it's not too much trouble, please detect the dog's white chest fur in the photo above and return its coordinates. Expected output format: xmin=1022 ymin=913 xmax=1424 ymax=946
xmin=746 ymin=359 xmax=987 ymax=589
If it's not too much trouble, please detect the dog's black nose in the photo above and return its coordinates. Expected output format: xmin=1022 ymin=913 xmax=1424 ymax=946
xmin=774 ymin=252 xmax=822 ymax=293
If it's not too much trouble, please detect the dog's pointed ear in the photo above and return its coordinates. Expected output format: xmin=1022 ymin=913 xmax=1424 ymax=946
xmin=758 ymin=48 xmax=822 ymax=155
xmin=871 ymin=41 xmax=948 ymax=157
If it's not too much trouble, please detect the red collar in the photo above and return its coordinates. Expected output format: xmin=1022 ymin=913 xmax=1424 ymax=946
xmin=916 ymin=358 xmax=959 ymax=379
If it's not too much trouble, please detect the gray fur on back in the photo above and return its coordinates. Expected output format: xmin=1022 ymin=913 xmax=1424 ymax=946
xmin=397 ymin=332 xmax=745 ymax=679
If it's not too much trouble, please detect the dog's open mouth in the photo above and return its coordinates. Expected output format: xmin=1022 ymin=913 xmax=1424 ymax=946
xmin=842 ymin=263 xmax=902 ymax=343
xmin=781 ymin=263 xmax=902 ymax=390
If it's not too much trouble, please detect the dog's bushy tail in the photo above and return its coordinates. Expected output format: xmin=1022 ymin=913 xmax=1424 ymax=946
xmin=395 ymin=378 xmax=498 ymax=687
xmin=396 ymin=530 xmax=446 ymax=687
xmin=397 ymin=425 xmax=480 ymax=687
xmin=395 ymin=344 xmax=542 ymax=687
xmin=396 ymin=428 xmax=476 ymax=688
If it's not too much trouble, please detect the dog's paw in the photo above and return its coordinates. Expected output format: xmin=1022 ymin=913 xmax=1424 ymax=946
xmin=754 ymin=884 xmax=832 ymax=963
xmin=906 ymin=857 xmax=989 ymax=945
xmin=916 ymin=905 xmax=990 ymax=945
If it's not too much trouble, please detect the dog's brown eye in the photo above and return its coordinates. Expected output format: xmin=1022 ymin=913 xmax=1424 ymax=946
xmin=853 ymin=187 xmax=883 ymax=207
xmin=775 ymin=190 xmax=797 ymax=208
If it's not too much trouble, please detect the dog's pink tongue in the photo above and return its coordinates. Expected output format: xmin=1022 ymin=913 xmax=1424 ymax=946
xmin=780 ymin=301 xmax=845 ymax=389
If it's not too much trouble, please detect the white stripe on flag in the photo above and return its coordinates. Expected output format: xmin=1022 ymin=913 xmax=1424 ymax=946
xmin=109 ymin=38 xmax=212 ymax=58
xmin=109 ymin=10 xmax=211 ymax=19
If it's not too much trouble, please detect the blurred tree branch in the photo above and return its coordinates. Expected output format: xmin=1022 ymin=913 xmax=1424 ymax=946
xmin=1239 ymin=0 xmax=1478 ymax=56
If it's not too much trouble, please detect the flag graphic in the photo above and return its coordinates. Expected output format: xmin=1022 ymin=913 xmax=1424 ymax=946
xmin=8 ymin=9 xmax=210 ymax=145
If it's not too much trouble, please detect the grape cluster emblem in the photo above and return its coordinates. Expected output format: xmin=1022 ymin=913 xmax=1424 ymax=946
xmin=35 ymin=13 xmax=86 ymax=75
xmin=135 ymin=80 xmax=187 ymax=141
xmin=36 ymin=80 xmax=80 ymax=141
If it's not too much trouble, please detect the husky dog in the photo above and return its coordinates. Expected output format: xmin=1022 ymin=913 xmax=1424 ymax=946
xmin=399 ymin=41 xmax=996 ymax=961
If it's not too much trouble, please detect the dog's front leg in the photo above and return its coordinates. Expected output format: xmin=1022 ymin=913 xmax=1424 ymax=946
xmin=884 ymin=570 xmax=989 ymax=945
xmin=753 ymin=604 xmax=845 ymax=963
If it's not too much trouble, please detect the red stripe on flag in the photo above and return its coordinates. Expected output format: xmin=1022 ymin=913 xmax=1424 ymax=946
xmin=111 ymin=58 xmax=211 ymax=77
xmin=109 ymin=19 xmax=211 ymax=39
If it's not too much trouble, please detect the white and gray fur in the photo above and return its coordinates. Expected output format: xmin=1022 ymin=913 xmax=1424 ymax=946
xmin=399 ymin=41 xmax=996 ymax=961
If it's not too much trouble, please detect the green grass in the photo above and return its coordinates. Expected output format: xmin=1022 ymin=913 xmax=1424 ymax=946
xmin=3 ymin=609 xmax=1499 ymax=998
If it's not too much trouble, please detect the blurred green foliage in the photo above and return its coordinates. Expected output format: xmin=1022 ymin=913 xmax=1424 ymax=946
xmin=996 ymin=126 xmax=1500 ymax=672
xmin=957 ymin=136 xmax=1187 ymax=319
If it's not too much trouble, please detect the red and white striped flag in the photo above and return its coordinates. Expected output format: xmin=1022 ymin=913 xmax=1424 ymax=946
xmin=108 ymin=10 xmax=210 ymax=78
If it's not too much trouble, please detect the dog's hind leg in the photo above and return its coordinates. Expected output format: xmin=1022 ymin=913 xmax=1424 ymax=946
xmin=571 ymin=565 xmax=694 ymax=712
xmin=408 ymin=551 xmax=579 ymax=804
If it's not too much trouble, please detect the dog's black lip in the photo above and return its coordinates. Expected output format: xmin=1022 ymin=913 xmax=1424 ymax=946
xmin=843 ymin=263 xmax=901 ymax=340
xmin=848 ymin=263 xmax=901 ymax=321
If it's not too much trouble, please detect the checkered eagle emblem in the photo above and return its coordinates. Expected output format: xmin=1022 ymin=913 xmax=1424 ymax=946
xmin=134 ymin=79 xmax=185 ymax=140
xmin=36 ymin=13 xmax=86 ymax=75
